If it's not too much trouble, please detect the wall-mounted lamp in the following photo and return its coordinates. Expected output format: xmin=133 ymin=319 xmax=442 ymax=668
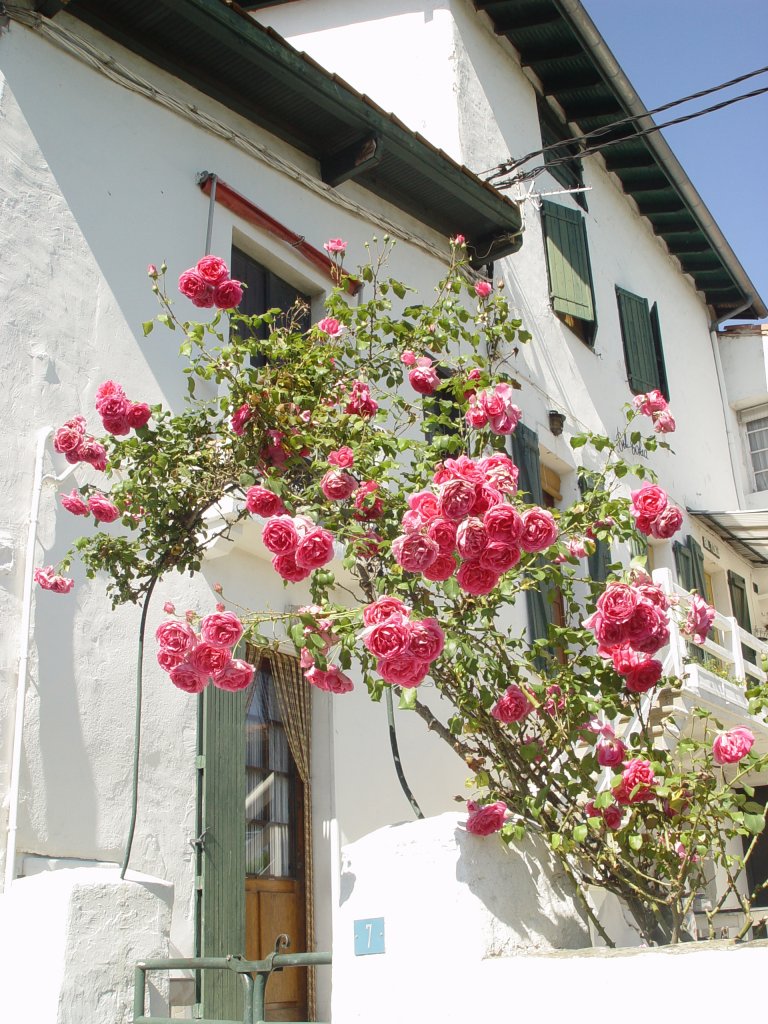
xmin=549 ymin=410 xmax=566 ymax=437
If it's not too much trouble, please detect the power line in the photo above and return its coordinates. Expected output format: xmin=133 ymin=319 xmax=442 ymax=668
xmin=486 ymin=62 xmax=768 ymax=181
xmin=492 ymin=82 xmax=768 ymax=188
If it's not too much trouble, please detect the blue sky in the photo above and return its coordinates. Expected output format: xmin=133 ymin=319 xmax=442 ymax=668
xmin=582 ymin=0 xmax=767 ymax=320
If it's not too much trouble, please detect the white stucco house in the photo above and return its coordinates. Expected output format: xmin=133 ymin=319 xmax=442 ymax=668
xmin=1 ymin=1 xmax=767 ymax=1020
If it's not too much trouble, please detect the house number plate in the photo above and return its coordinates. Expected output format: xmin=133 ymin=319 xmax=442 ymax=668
xmin=354 ymin=917 xmax=385 ymax=955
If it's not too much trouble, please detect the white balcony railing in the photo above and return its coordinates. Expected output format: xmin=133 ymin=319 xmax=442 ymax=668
xmin=652 ymin=567 xmax=768 ymax=689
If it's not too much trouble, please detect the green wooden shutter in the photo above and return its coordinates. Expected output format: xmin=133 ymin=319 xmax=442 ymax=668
xmin=200 ymin=685 xmax=247 ymax=1019
xmin=673 ymin=540 xmax=694 ymax=591
xmin=616 ymin=287 xmax=659 ymax=394
xmin=511 ymin=424 xmax=551 ymax=660
xmin=650 ymin=302 xmax=669 ymax=400
xmin=540 ymin=200 xmax=595 ymax=324
xmin=578 ymin=474 xmax=611 ymax=583
xmin=728 ymin=570 xmax=756 ymax=665
xmin=687 ymin=537 xmax=707 ymax=596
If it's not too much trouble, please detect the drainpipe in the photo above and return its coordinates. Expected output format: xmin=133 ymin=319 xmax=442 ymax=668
xmin=5 ymin=429 xmax=75 ymax=891
xmin=707 ymin=295 xmax=755 ymax=510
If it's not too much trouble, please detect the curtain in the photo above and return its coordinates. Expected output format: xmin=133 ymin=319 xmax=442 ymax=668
xmin=269 ymin=650 xmax=316 ymax=1020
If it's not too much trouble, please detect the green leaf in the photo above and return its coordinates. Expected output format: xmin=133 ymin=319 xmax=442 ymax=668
xmin=628 ymin=834 xmax=643 ymax=851
xmin=743 ymin=813 xmax=765 ymax=835
xmin=142 ymin=320 xmax=154 ymax=336
xmin=570 ymin=435 xmax=587 ymax=449
xmin=572 ymin=824 xmax=588 ymax=843
xmin=551 ymin=833 xmax=562 ymax=850
xmin=157 ymin=313 xmax=174 ymax=330
xmin=398 ymin=687 xmax=417 ymax=711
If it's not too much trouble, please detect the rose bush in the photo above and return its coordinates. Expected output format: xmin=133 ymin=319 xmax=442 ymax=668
xmin=40 ymin=244 xmax=768 ymax=947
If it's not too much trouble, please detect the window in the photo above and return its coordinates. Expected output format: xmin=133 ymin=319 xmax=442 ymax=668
xmin=615 ymin=287 xmax=668 ymax=398
xmin=540 ymin=200 xmax=596 ymax=346
xmin=538 ymin=98 xmax=587 ymax=211
xmin=231 ymin=246 xmax=312 ymax=362
xmin=744 ymin=786 xmax=768 ymax=909
xmin=742 ymin=407 xmax=768 ymax=492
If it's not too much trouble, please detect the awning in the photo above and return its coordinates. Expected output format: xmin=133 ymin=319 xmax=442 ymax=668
xmin=688 ymin=509 xmax=768 ymax=567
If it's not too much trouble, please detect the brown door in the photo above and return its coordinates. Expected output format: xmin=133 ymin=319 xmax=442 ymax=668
xmin=245 ymin=662 xmax=308 ymax=1022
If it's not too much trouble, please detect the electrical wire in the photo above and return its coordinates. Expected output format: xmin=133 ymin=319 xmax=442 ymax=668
xmin=486 ymin=63 xmax=768 ymax=180
xmin=493 ymin=82 xmax=768 ymax=188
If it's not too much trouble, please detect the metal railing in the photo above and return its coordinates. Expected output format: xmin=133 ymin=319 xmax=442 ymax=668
xmin=133 ymin=947 xmax=331 ymax=1024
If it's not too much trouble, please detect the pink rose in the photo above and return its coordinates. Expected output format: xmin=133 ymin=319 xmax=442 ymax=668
xmin=328 ymin=446 xmax=354 ymax=468
xmin=653 ymin=410 xmax=676 ymax=434
xmin=491 ymin=684 xmax=533 ymax=723
xmin=519 ymin=507 xmax=558 ymax=553
xmin=272 ymin=552 xmax=312 ymax=583
xmin=363 ymin=596 xmax=409 ymax=627
xmin=362 ymin=616 xmax=413 ymax=658
xmin=451 ymin=234 xmax=466 ymax=247
xmin=597 ymin=583 xmax=638 ymax=626
xmin=478 ymin=383 xmax=521 ymax=435
xmin=345 ymin=381 xmax=378 ymax=418
xmin=465 ymin=397 xmax=488 ymax=429
xmin=683 ymin=594 xmax=716 ymax=645
xmin=377 ymin=654 xmax=430 ymax=688
xmin=262 ymin=515 xmax=300 ymax=555
xmin=479 ymin=453 xmax=519 ymax=494
xmin=633 ymin=390 xmax=667 ymax=416
xmin=246 ymin=486 xmax=285 ymax=518
xmin=466 ymin=800 xmax=507 ymax=836
xmin=625 ymin=659 xmax=663 ymax=693
xmin=353 ymin=481 xmax=384 ymax=520
xmin=470 ymin=482 xmax=503 ymax=517
xmin=456 ymin=561 xmax=499 ymax=596
xmin=426 ymin=517 xmax=457 ymax=554
xmin=392 ymin=533 xmax=439 ymax=573
xmin=163 ymin=601 xmax=176 ymax=614
xmin=79 ymin=439 xmax=107 ymax=471
xmin=408 ymin=490 xmax=440 ymax=521
xmin=178 ymin=269 xmax=214 ymax=306
xmin=214 ymin=279 xmax=243 ymax=309
xmin=629 ymin=603 xmax=669 ymax=656
xmin=438 ymin=478 xmax=477 ymax=521
xmin=713 ymin=727 xmax=754 ymax=765
xmin=318 ymin=317 xmax=342 ymax=337
xmin=34 ymin=566 xmax=74 ymax=594
xmin=306 ymin=665 xmax=354 ymax=693
xmin=409 ymin=364 xmax=440 ymax=396
xmin=596 ymin=735 xmax=626 ymax=768
xmin=213 ymin=658 xmax=255 ymax=692
xmin=614 ymin=758 xmax=657 ymax=805
xmin=649 ymin=504 xmax=683 ymax=540
xmin=406 ymin=618 xmax=445 ymax=662
xmin=433 ymin=455 xmax=484 ymax=485
xmin=630 ymin=484 xmax=668 ymax=535
xmin=157 ymin=647 xmax=185 ymax=672
xmin=189 ymin=642 xmax=231 ymax=677
xmin=147 ymin=264 xmax=158 ymax=279
xmin=484 ymin=504 xmax=524 ymax=546
xmin=474 ymin=280 xmax=493 ymax=298
xmin=196 ymin=255 xmax=230 ymax=285
xmin=95 ymin=381 xmax=126 ymax=409
xmin=323 ymin=238 xmax=347 ymax=255
xmin=200 ymin=611 xmax=244 ymax=649
xmin=400 ymin=350 xmax=417 ymax=366
xmin=231 ymin=403 xmax=252 ymax=436
xmin=101 ymin=415 xmax=131 ymax=436
xmin=479 ymin=542 xmax=520 ymax=574
xmin=156 ymin=620 xmax=197 ymax=655
xmin=456 ymin=517 xmax=488 ymax=560
xmin=423 ymin=554 xmax=457 ymax=581
xmin=295 ymin=527 xmax=335 ymax=569
xmin=169 ymin=663 xmax=209 ymax=694
xmin=602 ymin=805 xmax=623 ymax=830
xmin=61 ymin=490 xmax=89 ymax=516
xmin=53 ymin=422 xmax=85 ymax=455
xmin=126 ymin=402 xmax=151 ymax=430
xmin=321 ymin=469 xmax=356 ymax=501
xmin=88 ymin=493 xmax=120 ymax=524
xmin=634 ymin=579 xmax=669 ymax=611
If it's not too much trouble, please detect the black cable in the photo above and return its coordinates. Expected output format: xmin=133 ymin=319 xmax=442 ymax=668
xmin=385 ymin=686 xmax=424 ymax=819
xmin=494 ymin=83 xmax=768 ymax=188
xmin=486 ymin=63 xmax=768 ymax=180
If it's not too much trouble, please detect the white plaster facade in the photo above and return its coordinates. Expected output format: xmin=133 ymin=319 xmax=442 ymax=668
xmin=0 ymin=1 xmax=766 ymax=1019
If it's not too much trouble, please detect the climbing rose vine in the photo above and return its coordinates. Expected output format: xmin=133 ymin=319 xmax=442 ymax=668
xmin=42 ymin=239 xmax=768 ymax=946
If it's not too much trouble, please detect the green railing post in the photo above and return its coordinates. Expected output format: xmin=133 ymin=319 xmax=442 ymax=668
xmin=134 ymin=965 xmax=146 ymax=1020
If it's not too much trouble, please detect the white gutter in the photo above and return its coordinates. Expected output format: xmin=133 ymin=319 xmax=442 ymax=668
xmin=4 ymin=429 xmax=75 ymax=891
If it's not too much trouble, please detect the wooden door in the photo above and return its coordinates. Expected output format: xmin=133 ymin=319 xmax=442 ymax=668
xmin=245 ymin=664 xmax=308 ymax=1022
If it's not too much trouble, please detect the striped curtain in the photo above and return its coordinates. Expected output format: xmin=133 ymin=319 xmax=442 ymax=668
xmin=269 ymin=650 xmax=316 ymax=1021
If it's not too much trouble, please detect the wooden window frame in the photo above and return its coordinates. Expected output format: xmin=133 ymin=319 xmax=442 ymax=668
xmin=616 ymin=286 xmax=669 ymax=398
